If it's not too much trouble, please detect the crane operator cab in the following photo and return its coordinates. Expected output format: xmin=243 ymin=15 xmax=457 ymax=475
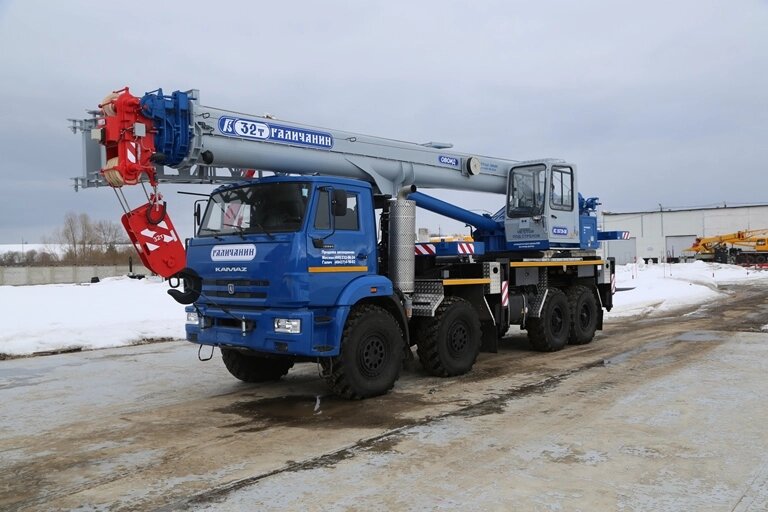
xmin=505 ymin=161 xmax=581 ymax=251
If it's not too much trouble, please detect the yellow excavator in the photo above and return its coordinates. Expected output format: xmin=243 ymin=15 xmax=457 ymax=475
xmin=687 ymin=229 xmax=768 ymax=265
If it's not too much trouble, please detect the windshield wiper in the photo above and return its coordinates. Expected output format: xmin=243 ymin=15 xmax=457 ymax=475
xmin=253 ymin=222 xmax=275 ymax=239
xmin=200 ymin=228 xmax=225 ymax=241
xmin=223 ymin=223 xmax=247 ymax=240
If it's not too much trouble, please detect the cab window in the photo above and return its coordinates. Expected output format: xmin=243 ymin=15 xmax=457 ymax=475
xmin=336 ymin=194 xmax=359 ymax=230
xmin=314 ymin=189 xmax=359 ymax=230
xmin=550 ymin=166 xmax=573 ymax=211
xmin=507 ymin=164 xmax=546 ymax=218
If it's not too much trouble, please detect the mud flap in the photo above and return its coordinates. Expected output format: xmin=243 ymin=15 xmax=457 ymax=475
xmin=121 ymin=202 xmax=186 ymax=278
xmin=480 ymin=321 xmax=498 ymax=353
xmin=597 ymin=257 xmax=616 ymax=312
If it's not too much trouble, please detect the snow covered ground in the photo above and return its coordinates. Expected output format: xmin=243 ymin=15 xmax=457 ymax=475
xmin=609 ymin=260 xmax=768 ymax=319
xmin=0 ymin=276 xmax=185 ymax=356
xmin=1 ymin=261 xmax=766 ymax=357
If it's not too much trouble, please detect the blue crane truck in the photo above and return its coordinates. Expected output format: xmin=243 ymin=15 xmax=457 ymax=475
xmin=71 ymin=87 xmax=626 ymax=399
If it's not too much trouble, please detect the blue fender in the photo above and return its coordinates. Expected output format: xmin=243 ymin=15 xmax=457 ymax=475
xmin=336 ymin=274 xmax=394 ymax=306
xmin=325 ymin=275 xmax=396 ymax=354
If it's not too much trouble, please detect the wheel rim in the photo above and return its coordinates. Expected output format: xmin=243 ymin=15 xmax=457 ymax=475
xmin=551 ymin=306 xmax=565 ymax=336
xmin=579 ymin=302 xmax=592 ymax=329
xmin=359 ymin=334 xmax=388 ymax=377
xmin=447 ymin=320 xmax=469 ymax=358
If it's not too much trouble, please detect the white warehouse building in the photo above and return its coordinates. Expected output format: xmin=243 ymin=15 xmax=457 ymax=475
xmin=600 ymin=204 xmax=768 ymax=264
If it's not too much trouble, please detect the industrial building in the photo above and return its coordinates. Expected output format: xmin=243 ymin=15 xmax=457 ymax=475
xmin=601 ymin=204 xmax=768 ymax=264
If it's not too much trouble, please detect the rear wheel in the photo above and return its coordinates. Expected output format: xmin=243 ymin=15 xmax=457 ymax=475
xmin=567 ymin=285 xmax=598 ymax=345
xmin=527 ymin=288 xmax=570 ymax=352
xmin=324 ymin=304 xmax=404 ymax=399
xmin=416 ymin=297 xmax=481 ymax=377
xmin=221 ymin=348 xmax=294 ymax=382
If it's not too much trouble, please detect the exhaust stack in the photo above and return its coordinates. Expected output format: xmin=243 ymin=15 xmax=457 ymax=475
xmin=388 ymin=185 xmax=417 ymax=294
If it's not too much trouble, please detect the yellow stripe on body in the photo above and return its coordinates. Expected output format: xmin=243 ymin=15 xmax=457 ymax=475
xmin=442 ymin=278 xmax=492 ymax=286
xmin=510 ymin=260 xmax=605 ymax=268
xmin=308 ymin=266 xmax=368 ymax=273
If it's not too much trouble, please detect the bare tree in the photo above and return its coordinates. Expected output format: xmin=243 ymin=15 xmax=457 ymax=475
xmin=48 ymin=213 xmax=130 ymax=265
xmin=94 ymin=219 xmax=127 ymax=249
xmin=41 ymin=235 xmax=61 ymax=264
xmin=58 ymin=212 xmax=81 ymax=263
xmin=77 ymin=213 xmax=97 ymax=262
xmin=0 ymin=251 xmax=20 ymax=266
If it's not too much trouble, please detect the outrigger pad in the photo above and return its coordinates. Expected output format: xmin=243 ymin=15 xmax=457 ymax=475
xmin=121 ymin=202 xmax=186 ymax=278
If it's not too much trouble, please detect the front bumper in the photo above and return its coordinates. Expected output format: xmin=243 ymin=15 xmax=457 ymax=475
xmin=185 ymin=305 xmax=345 ymax=357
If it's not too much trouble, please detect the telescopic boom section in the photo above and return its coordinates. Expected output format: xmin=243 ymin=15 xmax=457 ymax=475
xmin=96 ymin=88 xmax=186 ymax=278
xmin=138 ymin=89 xmax=513 ymax=197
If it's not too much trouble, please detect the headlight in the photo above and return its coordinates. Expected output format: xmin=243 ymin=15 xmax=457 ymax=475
xmin=274 ymin=318 xmax=301 ymax=334
xmin=186 ymin=312 xmax=199 ymax=324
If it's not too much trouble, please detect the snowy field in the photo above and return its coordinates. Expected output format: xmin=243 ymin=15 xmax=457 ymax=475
xmin=1 ymin=261 xmax=767 ymax=357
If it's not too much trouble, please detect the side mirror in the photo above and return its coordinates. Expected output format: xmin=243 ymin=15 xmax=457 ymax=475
xmin=194 ymin=201 xmax=203 ymax=227
xmin=332 ymin=189 xmax=347 ymax=217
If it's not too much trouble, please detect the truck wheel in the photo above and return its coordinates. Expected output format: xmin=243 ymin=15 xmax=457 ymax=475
xmin=221 ymin=348 xmax=294 ymax=382
xmin=527 ymin=288 xmax=570 ymax=352
xmin=324 ymin=304 xmax=404 ymax=399
xmin=567 ymin=285 xmax=598 ymax=345
xmin=416 ymin=297 xmax=481 ymax=377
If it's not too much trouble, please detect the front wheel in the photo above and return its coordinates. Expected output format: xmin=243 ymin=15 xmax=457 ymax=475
xmin=221 ymin=348 xmax=294 ymax=382
xmin=324 ymin=304 xmax=404 ymax=399
xmin=527 ymin=288 xmax=570 ymax=352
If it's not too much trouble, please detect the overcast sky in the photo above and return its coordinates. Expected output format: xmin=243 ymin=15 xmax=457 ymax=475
xmin=0 ymin=0 xmax=766 ymax=243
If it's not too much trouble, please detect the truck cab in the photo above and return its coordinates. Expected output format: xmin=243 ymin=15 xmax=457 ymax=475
xmin=184 ymin=175 xmax=393 ymax=359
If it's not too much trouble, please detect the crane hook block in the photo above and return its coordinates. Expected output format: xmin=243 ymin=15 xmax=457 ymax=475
xmin=120 ymin=202 xmax=186 ymax=278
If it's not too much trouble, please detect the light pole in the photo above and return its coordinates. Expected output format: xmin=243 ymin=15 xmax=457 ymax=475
xmin=659 ymin=203 xmax=665 ymax=263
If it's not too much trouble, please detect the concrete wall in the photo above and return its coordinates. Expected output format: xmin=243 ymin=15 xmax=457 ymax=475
xmin=0 ymin=265 xmax=152 ymax=286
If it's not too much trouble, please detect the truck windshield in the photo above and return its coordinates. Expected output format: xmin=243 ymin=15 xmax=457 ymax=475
xmin=198 ymin=182 xmax=311 ymax=237
xmin=507 ymin=165 xmax=546 ymax=218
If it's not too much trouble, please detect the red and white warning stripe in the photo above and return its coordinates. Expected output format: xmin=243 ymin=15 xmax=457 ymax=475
xmin=501 ymin=280 xmax=509 ymax=307
xmin=139 ymin=221 xmax=178 ymax=253
xmin=415 ymin=243 xmax=436 ymax=255
xmin=126 ymin=141 xmax=137 ymax=163
xmin=610 ymin=273 xmax=616 ymax=294
xmin=621 ymin=231 xmax=630 ymax=240
xmin=458 ymin=243 xmax=475 ymax=254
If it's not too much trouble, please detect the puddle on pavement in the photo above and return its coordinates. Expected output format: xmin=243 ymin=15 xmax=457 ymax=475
xmin=603 ymin=339 xmax=674 ymax=366
xmin=675 ymin=331 xmax=722 ymax=343
xmin=215 ymin=393 xmax=429 ymax=432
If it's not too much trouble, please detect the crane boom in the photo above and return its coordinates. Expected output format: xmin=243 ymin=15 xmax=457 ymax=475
xmin=687 ymin=229 xmax=768 ymax=253
xmin=80 ymin=88 xmax=528 ymax=197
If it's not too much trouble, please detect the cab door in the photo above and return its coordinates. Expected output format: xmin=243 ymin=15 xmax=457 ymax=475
xmin=306 ymin=185 xmax=375 ymax=306
xmin=505 ymin=163 xmax=549 ymax=250
xmin=547 ymin=164 xmax=580 ymax=249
